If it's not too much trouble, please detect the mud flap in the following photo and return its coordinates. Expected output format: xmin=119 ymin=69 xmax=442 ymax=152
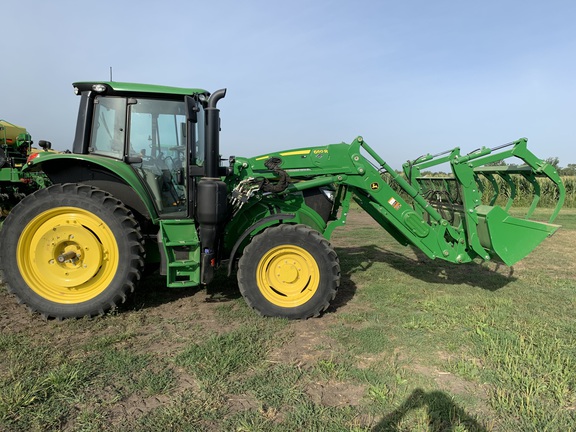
xmin=476 ymin=205 xmax=559 ymax=266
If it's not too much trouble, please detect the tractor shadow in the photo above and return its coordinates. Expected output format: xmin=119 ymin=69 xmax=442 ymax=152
xmin=373 ymin=388 xmax=488 ymax=432
xmin=336 ymin=244 xmax=516 ymax=292
xmin=122 ymin=243 xmax=515 ymax=314
xmin=120 ymin=269 xmax=242 ymax=313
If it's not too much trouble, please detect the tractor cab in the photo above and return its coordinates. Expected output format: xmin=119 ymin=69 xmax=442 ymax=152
xmin=70 ymin=82 xmax=210 ymax=217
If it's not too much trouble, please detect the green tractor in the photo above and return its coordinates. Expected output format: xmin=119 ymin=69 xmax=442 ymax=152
xmin=0 ymin=82 xmax=565 ymax=319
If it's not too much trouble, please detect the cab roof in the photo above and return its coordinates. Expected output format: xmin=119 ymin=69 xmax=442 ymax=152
xmin=73 ymin=81 xmax=209 ymax=97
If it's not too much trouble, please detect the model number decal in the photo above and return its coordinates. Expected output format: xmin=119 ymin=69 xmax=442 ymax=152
xmin=313 ymin=149 xmax=328 ymax=154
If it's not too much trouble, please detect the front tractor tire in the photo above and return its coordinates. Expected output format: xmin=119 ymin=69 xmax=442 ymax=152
xmin=0 ymin=184 xmax=144 ymax=319
xmin=237 ymin=224 xmax=340 ymax=319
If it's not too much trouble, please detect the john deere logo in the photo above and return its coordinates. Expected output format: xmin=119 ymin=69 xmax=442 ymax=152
xmin=370 ymin=182 xmax=379 ymax=190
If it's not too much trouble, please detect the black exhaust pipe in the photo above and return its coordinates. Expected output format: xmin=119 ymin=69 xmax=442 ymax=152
xmin=198 ymin=88 xmax=227 ymax=284
xmin=205 ymin=88 xmax=226 ymax=178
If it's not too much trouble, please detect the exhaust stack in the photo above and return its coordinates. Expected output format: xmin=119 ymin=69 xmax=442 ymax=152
xmin=205 ymin=88 xmax=226 ymax=178
xmin=198 ymin=88 xmax=227 ymax=284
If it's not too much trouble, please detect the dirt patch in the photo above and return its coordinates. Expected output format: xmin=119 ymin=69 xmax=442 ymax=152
xmin=268 ymin=318 xmax=337 ymax=367
xmin=107 ymin=368 xmax=200 ymax=422
xmin=306 ymin=381 xmax=366 ymax=407
xmin=0 ymin=287 xmax=39 ymax=335
xmin=108 ymin=393 xmax=170 ymax=420
xmin=410 ymin=362 xmax=470 ymax=396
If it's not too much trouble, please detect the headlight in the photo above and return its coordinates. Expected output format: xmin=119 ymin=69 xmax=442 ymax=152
xmin=92 ymin=84 xmax=107 ymax=93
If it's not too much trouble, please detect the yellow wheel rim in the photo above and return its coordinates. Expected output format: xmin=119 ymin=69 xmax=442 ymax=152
xmin=256 ymin=245 xmax=319 ymax=308
xmin=16 ymin=207 xmax=119 ymax=304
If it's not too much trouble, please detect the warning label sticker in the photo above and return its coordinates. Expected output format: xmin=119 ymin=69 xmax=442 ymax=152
xmin=388 ymin=197 xmax=402 ymax=210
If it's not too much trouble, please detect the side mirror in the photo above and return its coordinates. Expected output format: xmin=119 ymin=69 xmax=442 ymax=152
xmin=39 ymin=140 xmax=52 ymax=151
xmin=185 ymin=96 xmax=198 ymax=123
xmin=126 ymin=156 xmax=143 ymax=164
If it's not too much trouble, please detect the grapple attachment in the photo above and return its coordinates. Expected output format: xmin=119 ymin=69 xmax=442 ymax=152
xmin=403 ymin=138 xmax=565 ymax=265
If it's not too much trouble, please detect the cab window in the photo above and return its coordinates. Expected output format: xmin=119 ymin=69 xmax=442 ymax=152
xmin=89 ymin=96 xmax=126 ymax=159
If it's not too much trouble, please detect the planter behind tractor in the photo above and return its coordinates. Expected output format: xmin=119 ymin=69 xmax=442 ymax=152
xmin=0 ymin=120 xmax=50 ymax=220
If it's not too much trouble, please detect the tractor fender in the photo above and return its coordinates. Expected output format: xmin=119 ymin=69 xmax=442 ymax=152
xmin=226 ymin=213 xmax=296 ymax=276
xmin=27 ymin=154 xmax=158 ymax=222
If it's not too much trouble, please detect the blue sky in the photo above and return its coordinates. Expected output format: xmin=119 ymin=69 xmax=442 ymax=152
xmin=2 ymin=0 xmax=575 ymax=169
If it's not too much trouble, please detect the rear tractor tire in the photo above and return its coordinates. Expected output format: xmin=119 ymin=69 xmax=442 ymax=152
xmin=237 ymin=224 xmax=340 ymax=319
xmin=0 ymin=184 xmax=144 ymax=319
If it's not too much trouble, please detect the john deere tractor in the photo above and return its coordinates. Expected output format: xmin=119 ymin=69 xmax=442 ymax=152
xmin=0 ymin=82 xmax=565 ymax=319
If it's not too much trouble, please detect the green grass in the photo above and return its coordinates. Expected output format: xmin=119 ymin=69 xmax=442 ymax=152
xmin=1 ymin=208 xmax=575 ymax=431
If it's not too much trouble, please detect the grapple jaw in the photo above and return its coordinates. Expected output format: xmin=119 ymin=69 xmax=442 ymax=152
xmin=404 ymin=138 xmax=565 ymax=265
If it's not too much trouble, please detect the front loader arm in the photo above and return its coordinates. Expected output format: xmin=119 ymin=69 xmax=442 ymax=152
xmin=232 ymin=137 xmax=469 ymax=263
xmin=231 ymin=136 xmax=564 ymax=266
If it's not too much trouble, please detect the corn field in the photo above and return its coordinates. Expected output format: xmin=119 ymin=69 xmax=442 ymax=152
xmin=561 ymin=176 xmax=576 ymax=207
xmin=383 ymin=174 xmax=575 ymax=209
xmin=477 ymin=175 xmax=575 ymax=208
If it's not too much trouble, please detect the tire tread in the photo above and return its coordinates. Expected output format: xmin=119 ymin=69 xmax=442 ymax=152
xmin=0 ymin=183 xmax=144 ymax=319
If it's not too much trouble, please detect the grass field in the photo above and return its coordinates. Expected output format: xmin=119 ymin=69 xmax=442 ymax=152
xmin=1 ymin=208 xmax=575 ymax=431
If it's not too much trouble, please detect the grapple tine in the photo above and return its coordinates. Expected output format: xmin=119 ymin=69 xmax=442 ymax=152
xmin=499 ymin=172 xmax=516 ymax=212
xmin=521 ymin=171 xmax=541 ymax=219
xmin=477 ymin=172 xmax=500 ymax=206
